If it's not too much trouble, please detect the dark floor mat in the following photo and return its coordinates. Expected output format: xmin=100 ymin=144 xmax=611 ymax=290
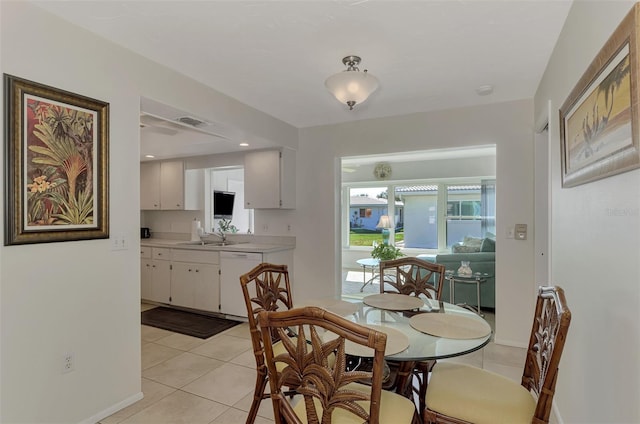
xmin=141 ymin=307 xmax=240 ymax=339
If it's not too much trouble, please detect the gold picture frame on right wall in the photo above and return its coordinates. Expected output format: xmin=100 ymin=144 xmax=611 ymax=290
xmin=560 ymin=3 xmax=640 ymax=188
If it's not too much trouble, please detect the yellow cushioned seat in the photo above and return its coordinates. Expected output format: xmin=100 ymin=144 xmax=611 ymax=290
xmin=426 ymin=362 xmax=536 ymax=424
xmin=293 ymin=382 xmax=415 ymax=424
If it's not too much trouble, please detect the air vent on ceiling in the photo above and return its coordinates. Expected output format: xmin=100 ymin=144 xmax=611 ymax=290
xmin=176 ymin=116 xmax=206 ymax=127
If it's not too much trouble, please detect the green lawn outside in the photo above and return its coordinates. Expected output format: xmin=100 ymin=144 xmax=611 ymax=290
xmin=350 ymin=232 xmax=404 ymax=246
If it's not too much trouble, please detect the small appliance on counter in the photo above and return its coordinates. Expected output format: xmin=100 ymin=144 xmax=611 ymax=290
xmin=141 ymin=227 xmax=151 ymax=239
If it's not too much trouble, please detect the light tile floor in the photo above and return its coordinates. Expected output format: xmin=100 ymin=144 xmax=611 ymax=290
xmin=102 ymin=290 xmax=525 ymax=424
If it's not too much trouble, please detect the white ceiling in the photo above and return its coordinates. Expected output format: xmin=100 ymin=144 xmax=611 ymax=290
xmin=32 ymin=0 xmax=573 ymax=131
xmin=31 ymin=1 xmax=573 ymax=161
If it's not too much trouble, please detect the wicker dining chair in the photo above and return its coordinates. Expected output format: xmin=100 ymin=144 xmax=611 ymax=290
xmin=379 ymin=257 xmax=446 ymax=301
xmin=240 ymin=263 xmax=294 ymax=424
xmin=379 ymin=256 xmax=446 ymax=409
xmin=258 ymin=306 xmax=418 ymax=424
xmin=424 ymin=286 xmax=571 ymax=424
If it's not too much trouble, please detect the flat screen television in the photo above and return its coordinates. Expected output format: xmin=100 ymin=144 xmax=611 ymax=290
xmin=213 ymin=190 xmax=235 ymax=219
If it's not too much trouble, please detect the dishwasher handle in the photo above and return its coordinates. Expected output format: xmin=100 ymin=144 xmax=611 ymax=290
xmin=220 ymin=251 xmax=263 ymax=261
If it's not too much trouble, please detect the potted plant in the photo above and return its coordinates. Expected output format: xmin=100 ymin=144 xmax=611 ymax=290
xmin=370 ymin=243 xmax=404 ymax=261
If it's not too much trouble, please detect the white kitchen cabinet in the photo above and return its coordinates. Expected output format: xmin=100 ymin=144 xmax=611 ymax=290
xmin=193 ymin=265 xmax=219 ymax=312
xmin=170 ymin=250 xmax=220 ymax=313
xmin=244 ymin=148 xmax=295 ymax=209
xmin=141 ymin=259 xmax=171 ymax=303
xmin=141 ymin=247 xmax=171 ymax=304
xmin=140 ymin=162 xmax=161 ymax=210
xmin=140 ymin=161 xmax=203 ymax=210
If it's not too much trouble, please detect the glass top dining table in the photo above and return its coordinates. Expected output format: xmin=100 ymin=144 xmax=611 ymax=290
xmin=340 ymin=297 xmax=492 ymax=362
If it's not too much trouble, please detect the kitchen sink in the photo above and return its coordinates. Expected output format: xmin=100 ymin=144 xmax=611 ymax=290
xmin=177 ymin=240 xmax=240 ymax=246
xmin=203 ymin=241 xmax=240 ymax=246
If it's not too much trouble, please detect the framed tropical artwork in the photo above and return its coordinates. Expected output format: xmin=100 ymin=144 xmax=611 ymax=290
xmin=559 ymin=3 xmax=640 ymax=188
xmin=4 ymin=74 xmax=109 ymax=245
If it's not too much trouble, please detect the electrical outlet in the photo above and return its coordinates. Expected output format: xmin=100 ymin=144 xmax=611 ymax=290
xmin=262 ymin=224 xmax=268 ymax=232
xmin=62 ymin=352 xmax=74 ymax=374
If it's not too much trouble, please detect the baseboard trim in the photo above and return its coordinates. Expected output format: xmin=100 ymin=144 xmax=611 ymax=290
xmin=493 ymin=336 xmax=528 ymax=349
xmin=551 ymin=401 xmax=564 ymax=424
xmin=79 ymin=391 xmax=143 ymax=424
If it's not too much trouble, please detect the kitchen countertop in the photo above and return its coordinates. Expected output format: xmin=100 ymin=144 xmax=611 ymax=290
xmin=141 ymin=238 xmax=294 ymax=254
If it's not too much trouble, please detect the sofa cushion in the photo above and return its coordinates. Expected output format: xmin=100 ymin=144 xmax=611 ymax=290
xmin=452 ymin=243 xmax=480 ymax=253
xmin=480 ymin=237 xmax=495 ymax=252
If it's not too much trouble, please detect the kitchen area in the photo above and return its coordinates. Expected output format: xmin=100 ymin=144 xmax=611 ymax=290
xmin=139 ymin=98 xmax=296 ymax=321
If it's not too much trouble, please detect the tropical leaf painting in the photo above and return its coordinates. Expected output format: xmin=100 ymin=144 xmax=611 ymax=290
xmin=4 ymin=74 xmax=108 ymax=245
xmin=24 ymin=97 xmax=96 ymax=228
xmin=565 ymin=47 xmax=632 ymax=173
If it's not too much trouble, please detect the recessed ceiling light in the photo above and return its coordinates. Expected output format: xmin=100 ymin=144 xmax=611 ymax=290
xmin=144 ymin=154 xmax=155 ymax=158
xmin=476 ymin=85 xmax=494 ymax=96
xmin=239 ymin=142 xmax=249 ymax=147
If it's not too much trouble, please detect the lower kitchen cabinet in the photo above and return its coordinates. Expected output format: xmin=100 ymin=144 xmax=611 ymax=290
xmin=171 ymin=262 xmax=219 ymax=312
xmin=193 ymin=265 xmax=219 ymax=312
xmin=141 ymin=244 xmax=293 ymax=318
xmin=141 ymin=259 xmax=171 ymax=303
xmin=141 ymin=248 xmax=220 ymax=313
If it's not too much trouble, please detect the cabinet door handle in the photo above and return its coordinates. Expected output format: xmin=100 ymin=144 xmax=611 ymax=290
xmin=195 ymin=269 xmax=199 ymax=273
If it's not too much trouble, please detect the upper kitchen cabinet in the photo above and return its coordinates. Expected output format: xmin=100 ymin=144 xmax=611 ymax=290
xmin=141 ymin=160 xmax=203 ymax=210
xmin=244 ymin=148 xmax=295 ymax=209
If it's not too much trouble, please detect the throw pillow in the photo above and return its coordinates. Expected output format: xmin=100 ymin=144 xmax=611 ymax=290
xmin=462 ymin=236 xmax=483 ymax=248
xmin=453 ymin=244 xmax=481 ymax=253
xmin=480 ymin=237 xmax=496 ymax=252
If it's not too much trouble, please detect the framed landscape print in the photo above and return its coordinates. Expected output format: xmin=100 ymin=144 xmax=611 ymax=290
xmin=4 ymin=74 xmax=109 ymax=245
xmin=559 ymin=4 xmax=640 ymax=188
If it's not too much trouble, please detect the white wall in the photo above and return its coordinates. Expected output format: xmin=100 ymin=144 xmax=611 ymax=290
xmin=0 ymin=2 xmax=296 ymax=423
xmin=535 ymin=1 xmax=640 ymax=422
xmin=293 ymin=100 xmax=536 ymax=346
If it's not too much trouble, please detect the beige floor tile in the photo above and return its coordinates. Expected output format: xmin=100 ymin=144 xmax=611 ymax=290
xmin=141 ymin=343 xmax=183 ymax=370
xmin=155 ymin=333 xmax=206 ymax=351
xmin=190 ymin=334 xmax=252 ymax=361
xmin=439 ymin=348 xmax=484 ymax=368
xmin=483 ymin=361 xmax=523 ymax=383
xmin=100 ymin=379 xmax=176 ymax=424
xmin=142 ymin=352 xmax=225 ymax=388
xmin=182 ymin=362 xmax=256 ymax=406
xmin=210 ymin=407 xmax=274 ymax=424
xmin=218 ymin=322 xmax=251 ymax=340
xmin=234 ymin=391 xmax=275 ymax=421
xmin=229 ymin=348 xmax=257 ymax=368
xmin=141 ymin=325 xmax=174 ymax=343
xmin=483 ymin=341 xmax=526 ymax=367
xmin=119 ymin=390 xmax=228 ymax=424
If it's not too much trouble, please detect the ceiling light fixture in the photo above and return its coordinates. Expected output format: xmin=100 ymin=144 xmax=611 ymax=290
xmin=239 ymin=142 xmax=249 ymax=147
xmin=325 ymin=55 xmax=379 ymax=110
xmin=476 ymin=85 xmax=494 ymax=96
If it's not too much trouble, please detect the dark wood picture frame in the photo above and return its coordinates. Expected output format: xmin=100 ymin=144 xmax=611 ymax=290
xmin=559 ymin=4 xmax=640 ymax=188
xmin=4 ymin=74 xmax=109 ymax=245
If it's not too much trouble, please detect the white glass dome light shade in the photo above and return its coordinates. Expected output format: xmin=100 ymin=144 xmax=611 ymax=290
xmin=325 ymin=69 xmax=380 ymax=109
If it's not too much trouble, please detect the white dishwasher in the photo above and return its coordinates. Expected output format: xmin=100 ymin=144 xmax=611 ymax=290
xmin=219 ymin=251 xmax=262 ymax=318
